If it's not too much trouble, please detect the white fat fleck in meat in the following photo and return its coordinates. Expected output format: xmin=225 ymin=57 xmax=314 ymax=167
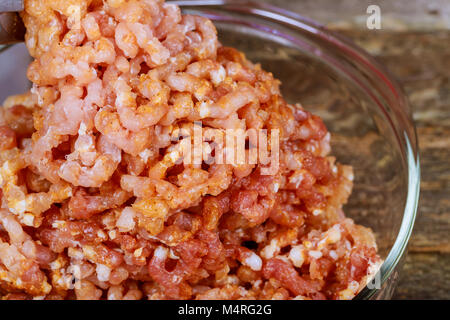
xmin=260 ymin=239 xmax=279 ymax=259
xmin=312 ymin=209 xmax=323 ymax=216
xmin=154 ymin=246 xmax=168 ymax=260
xmin=68 ymin=247 xmax=85 ymax=260
xmin=367 ymin=259 xmax=382 ymax=278
xmin=223 ymin=275 xmax=240 ymax=285
xmin=108 ymin=291 xmax=121 ymax=300
xmin=168 ymin=149 xmax=181 ymax=162
xmin=317 ymin=225 xmax=342 ymax=249
xmin=348 ymin=281 xmax=359 ymax=292
xmin=243 ymin=252 xmax=262 ymax=271
xmin=328 ymin=226 xmax=342 ymax=242
xmin=292 ymin=295 xmax=308 ymax=300
xmin=303 ymin=241 xmax=313 ymax=249
xmin=116 ymin=207 xmax=136 ymax=232
xmin=198 ymin=101 xmax=211 ymax=118
xmin=345 ymin=240 xmax=352 ymax=250
xmin=22 ymin=213 xmax=35 ymax=226
xmin=50 ymin=260 xmax=62 ymax=270
xmin=108 ymin=230 xmax=117 ymax=240
xmin=257 ymin=109 xmax=268 ymax=120
xmin=234 ymin=228 xmax=245 ymax=238
xmin=169 ymin=249 xmax=180 ymax=260
xmin=275 ymin=254 xmax=290 ymax=264
xmin=329 ymin=250 xmax=338 ymax=260
xmin=351 ymin=266 xmax=356 ymax=276
xmin=210 ymin=66 xmax=226 ymax=86
xmin=52 ymin=220 xmax=66 ymax=229
xmin=253 ymin=280 xmax=262 ymax=289
xmin=288 ymin=245 xmax=305 ymax=268
xmin=338 ymin=288 xmax=355 ymax=300
xmin=78 ymin=122 xmax=87 ymax=135
xmin=309 ymin=250 xmax=323 ymax=259
xmin=96 ymin=264 xmax=111 ymax=282
xmin=253 ymin=231 xmax=265 ymax=243
xmin=139 ymin=148 xmax=154 ymax=162
xmin=15 ymin=199 xmax=27 ymax=214
xmin=133 ymin=247 xmax=143 ymax=257
xmin=272 ymin=183 xmax=279 ymax=193
xmin=97 ymin=230 xmax=107 ymax=240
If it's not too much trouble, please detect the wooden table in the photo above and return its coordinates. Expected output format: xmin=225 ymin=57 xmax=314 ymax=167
xmin=263 ymin=0 xmax=450 ymax=299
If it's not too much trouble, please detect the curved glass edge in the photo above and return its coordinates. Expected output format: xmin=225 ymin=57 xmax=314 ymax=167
xmin=356 ymin=136 xmax=420 ymax=299
xmin=0 ymin=44 xmax=12 ymax=53
xmin=173 ymin=0 xmax=421 ymax=299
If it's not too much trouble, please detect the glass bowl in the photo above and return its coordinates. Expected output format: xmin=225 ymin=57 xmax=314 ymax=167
xmin=0 ymin=0 xmax=420 ymax=300
xmin=174 ymin=0 xmax=421 ymax=300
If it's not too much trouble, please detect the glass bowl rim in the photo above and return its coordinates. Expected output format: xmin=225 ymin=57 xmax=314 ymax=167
xmin=171 ymin=0 xmax=421 ymax=299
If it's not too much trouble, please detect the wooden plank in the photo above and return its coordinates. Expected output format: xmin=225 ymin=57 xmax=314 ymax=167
xmin=393 ymin=253 xmax=450 ymax=299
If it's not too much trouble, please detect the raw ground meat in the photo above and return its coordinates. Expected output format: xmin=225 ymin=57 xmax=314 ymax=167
xmin=0 ymin=0 xmax=381 ymax=300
